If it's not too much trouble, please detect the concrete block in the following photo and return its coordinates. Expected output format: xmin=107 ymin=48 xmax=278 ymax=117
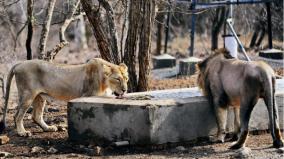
xmin=259 ymin=49 xmax=284 ymax=59
xmin=179 ymin=57 xmax=202 ymax=75
xmin=152 ymin=54 xmax=176 ymax=69
xmin=68 ymin=80 xmax=284 ymax=146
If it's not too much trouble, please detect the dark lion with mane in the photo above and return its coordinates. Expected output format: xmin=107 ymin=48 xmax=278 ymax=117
xmin=196 ymin=49 xmax=283 ymax=149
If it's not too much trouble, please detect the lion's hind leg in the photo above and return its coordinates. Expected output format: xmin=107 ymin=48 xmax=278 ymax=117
xmin=15 ymin=93 xmax=35 ymax=137
xmin=229 ymin=97 xmax=258 ymax=149
xmin=32 ymin=95 xmax=58 ymax=132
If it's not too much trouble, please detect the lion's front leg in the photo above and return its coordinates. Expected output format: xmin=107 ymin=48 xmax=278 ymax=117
xmin=32 ymin=96 xmax=58 ymax=132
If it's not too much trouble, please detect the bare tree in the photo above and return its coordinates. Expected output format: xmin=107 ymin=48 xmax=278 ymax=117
xmin=123 ymin=0 xmax=141 ymax=92
xmin=138 ymin=0 xmax=156 ymax=92
xmin=211 ymin=7 xmax=226 ymax=50
xmin=38 ymin=0 xmax=57 ymax=59
xmin=26 ymin=0 xmax=34 ymax=60
xmin=45 ymin=0 xmax=81 ymax=61
xmin=81 ymin=0 xmax=119 ymax=64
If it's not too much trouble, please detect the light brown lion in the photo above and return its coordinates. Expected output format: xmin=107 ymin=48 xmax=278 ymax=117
xmin=0 ymin=58 xmax=128 ymax=137
xmin=196 ymin=49 xmax=283 ymax=149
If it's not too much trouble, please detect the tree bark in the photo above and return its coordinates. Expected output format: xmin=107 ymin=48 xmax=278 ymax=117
xmin=155 ymin=10 xmax=164 ymax=55
xmin=137 ymin=0 xmax=155 ymax=92
xmin=38 ymin=0 xmax=56 ymax=59
xmin=124 ymin=0 xmax=141 ymax=92
xmin=249 ymin=30 xmax=259 ymax=48
xmin=256 ymin=28 xmax=266 ymax=47
xmin=81 ymin=0 xmax=115 ymax=63
xmin=26 ymin=0 xmax=34 ymax=60
xmin=211 ymin=7 xmax=226 ymax=50
xmin=98 ymin=0 xmax=120 ymax=64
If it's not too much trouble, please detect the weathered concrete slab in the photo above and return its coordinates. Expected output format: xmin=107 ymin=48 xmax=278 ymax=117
xmin=179 ymin=57 xmax=202 ymax=75
xmin=259 ymin=49 xmax=284 ymax=59
xmin=68 ymin=79 xmax=284 ymax=146
xmin=152 ymin=54 xmax=176 ymax=69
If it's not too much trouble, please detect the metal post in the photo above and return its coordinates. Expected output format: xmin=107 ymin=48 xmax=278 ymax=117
xmin=164 ymin=0 xmax=171 ymax=54
xmin=266 ymin=2 xmax=273 ymax=49
xmin=189 ymin=0 xmax=196 ymax=57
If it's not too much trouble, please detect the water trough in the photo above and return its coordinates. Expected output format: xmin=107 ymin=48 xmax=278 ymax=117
xmin=67 ymin=79 xmax=284 ymax=146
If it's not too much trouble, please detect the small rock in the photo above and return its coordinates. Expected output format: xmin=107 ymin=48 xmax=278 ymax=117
xmin=79 ymin=145 xmax=85 ymax=149
xmin=52 ymin=117 xmax=65 ymax=124
xmin=31 ymin=146 xmax=44 ymax=153
xmin=235 ymin=147 xmax=251 ymax=158
xmin=277 ymin=147 xmax=284 ymax=153
xmin=0 ymin=151 xmax=14 ymax=158
xmin=0 ymin=135 xmax=9 ymax=145
xmin=83 ymin=146 xmax=103 ymax=156
xmin=48 ymin=107 xmax=60 ymax=112
xmin=66 ymin=153 xmax=79 ymax=158
xmin=58 ymin=124 xmax=67 ymax=131
xmin=95 ymin=146 xmax=102 ymax=155
xmin=176 ymin=146 xmax=187 ymax=152
xmin=47 ymin=147 xmax=58 ymax=154
xmin=27 ymin=107 xmax=33 ymax=114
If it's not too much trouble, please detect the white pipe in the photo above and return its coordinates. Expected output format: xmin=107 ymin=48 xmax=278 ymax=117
xmin=226 ymin=18 xmax=251 ymax=61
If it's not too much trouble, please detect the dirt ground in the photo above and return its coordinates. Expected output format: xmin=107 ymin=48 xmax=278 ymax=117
xmin=0 ymin=72 xmax=284 ymax=158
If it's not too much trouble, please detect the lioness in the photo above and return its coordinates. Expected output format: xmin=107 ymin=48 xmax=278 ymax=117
xmin=0 ymin=58 xmax=128 ymax=137
xmin=196 ymin=49 xmax=283 ymax=149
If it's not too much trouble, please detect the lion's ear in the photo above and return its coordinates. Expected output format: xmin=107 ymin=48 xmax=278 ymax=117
xmin=119 ymin=63 xmax=128 ymax=72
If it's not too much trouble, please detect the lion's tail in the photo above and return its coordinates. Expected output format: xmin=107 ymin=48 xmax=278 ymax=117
xmin=0 ymin=63 xmax=19 ymax=134
xmin=263 ymin=72 xmax=278 ymax=141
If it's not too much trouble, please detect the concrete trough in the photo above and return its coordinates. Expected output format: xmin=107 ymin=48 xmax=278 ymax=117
xmin=68 ymin=79 xmax=284 ymax=146
xmin=259 ymin=49 xmax=284 ymax=59
xmin=152 ymin=54 xmax=176 ymax=69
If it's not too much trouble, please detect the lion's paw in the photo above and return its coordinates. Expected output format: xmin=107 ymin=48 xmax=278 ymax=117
xmin=45 ymin=125 xmax=58 ymax=132
xmin=18 ymin=131 xmax=32 ymax=137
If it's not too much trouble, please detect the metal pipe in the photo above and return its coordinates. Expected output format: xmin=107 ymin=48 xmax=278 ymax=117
xmin=226 ymin=18 xmax=251 ymax=61
xmin=196 ymin=0 xmax=273 ymax=6
xmin=189 ymin=0 xmax=196 ymax=57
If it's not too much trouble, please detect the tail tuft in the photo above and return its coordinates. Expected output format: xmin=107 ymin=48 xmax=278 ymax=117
xmin=0 ymin=121 xmax=5 ymax=134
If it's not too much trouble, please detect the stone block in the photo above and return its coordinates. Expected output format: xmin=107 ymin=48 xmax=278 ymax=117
xmin=179 ymin=57 xmax=202 ymax=75
xmin=259 ymin=49 xmax=284 ymax=59
xmin=152 ymin=54 xmax=176 ymax=69
xmin=68 ymin=80 xmax=284 ymax=146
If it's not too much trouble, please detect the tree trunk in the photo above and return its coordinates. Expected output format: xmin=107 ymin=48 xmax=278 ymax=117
xmin=38 ymin=0 xmax=56 ymax=59
xmin=81 ymin=0 xmax=116 ymax=63
xmin=256 ymin=28 xmax=266 ymax=47
xmin=211 ymin=7 xmax=226 ymax=50
xmin=124 ymin=0 xmax=141 ymax=92
xmin=98 ymin=0 xmax=120 ymax=64
xmin=155 ymin=10 xmax=164 ymax=55
xmin=249 ymin=30 xmax=259 ymax=48
xmin=74 ymin=14 xmax=88 ymax=50
xmin=137 ymin=0 xmax=155 ymax=92
xmin=26 ymin=0 xmax=34 ymax=60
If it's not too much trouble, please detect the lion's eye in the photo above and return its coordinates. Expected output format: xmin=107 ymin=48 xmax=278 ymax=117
xmin=115 ymin=78 xmax=120 ymax=82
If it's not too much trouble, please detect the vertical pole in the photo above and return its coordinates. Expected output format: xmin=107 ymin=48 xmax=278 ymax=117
xmin=266 ymin=2 xmax=273 ymax=49
xmin=164 ymin=0 xmax=171 ymax=54
xmin=189 ymin=0 xmax=196 ymax=57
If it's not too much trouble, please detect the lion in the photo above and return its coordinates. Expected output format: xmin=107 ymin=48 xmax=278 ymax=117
xmin=0 ymin=58 xmax=128 ymax=137
xmin=196 ymin=49 xmax=283 ymax=149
